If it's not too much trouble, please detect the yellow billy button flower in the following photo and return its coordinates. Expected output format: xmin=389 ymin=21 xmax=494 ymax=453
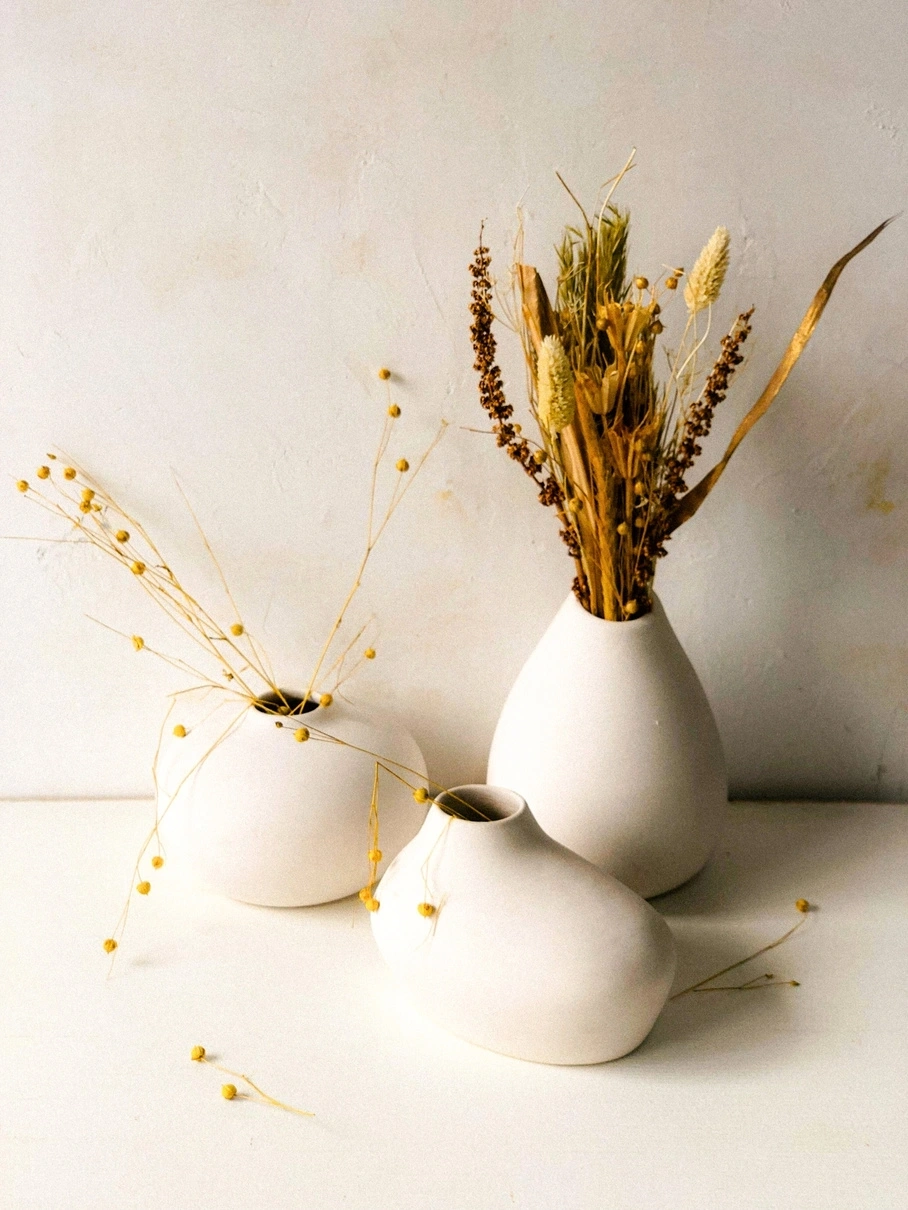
xmin=358 ymin=887 xmax=371 ymax=902
xmin=36 ymin=466 xmax=51 ymax=480
xmin=364 ymin=647 xmax=376 ymax=660
xmin=137 ymin=881 xmax=151 ymax=895
xmin=16 ymin=480 xmax=28 ymax=493
xmin=616 ymin=522 xmax=630 ymax=536
xmin=318 ymin=693 xmax=333 ymax=709
xmin=532 ymin=448 xmax=548 ymax=464
xmin=665 ymin=275 xmax=679 ymax=290
xmin=132 ymin=635 xmax=144 ymax=651
xmin=191 ymin=1045 xmax=206 ymax=1061
xmin=173 ymin=724 xmax=187 ymax=738
xmin=634 ymin=276 xmax=649 ymax=290
xmin=795 ymin=898 xmax=810 ymax=913
xmin=115 ymin=530 xmax=129 ymax=543
xmin=387 ymin=404 xmax=401 ymax=418
xmin=131 ymin=561 xmax=146 ymax=575
xmin=378 ymin=367 xmax=391 ymax=380
xmin=396 ymin=458 xmax=410 ymax=473
xmin=221 ymin=1084 xmax=237 ymax=1100
xmin=367 ymin=848 xmax=382 ymax=863
xmin=413 ymin=787 xmax=429 ymax=804
xmin=103 ymin=938 xmax=118 ymax=954
xmin=417 ymin=902 xmax=436 ymax=918
xmin=230 ymin=623 xmax=244 ymax=637
xmin=151 ymin=855 xmax=164 ymax=869
xmin=363 ymin=896 xmax=380 ymax=912
xmin=294 ymin=727 xmax=310 ymax=743
xmin=81 ymin=488 xmax=95 ymax=502
xmin=78 ymin=500 xmax=92 ymax=514
xmin=63 ymin=467 xmax=76 ymax=480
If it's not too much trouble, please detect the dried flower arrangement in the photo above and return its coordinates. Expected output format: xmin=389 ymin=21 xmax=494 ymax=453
xmin=469 ymin=156 xmax=890 ymax=620
xmin=12 ymin=371 xmax=455 ymax=956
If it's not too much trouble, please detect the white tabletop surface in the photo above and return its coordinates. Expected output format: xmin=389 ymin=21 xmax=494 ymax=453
xmin=2 ymin=799 xmax=906 ymax=1210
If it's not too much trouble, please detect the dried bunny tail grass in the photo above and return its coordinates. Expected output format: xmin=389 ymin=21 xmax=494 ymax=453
xmin=537 ymin=335 xmax=576 ymax=435
xmin=684 ymin=226 xmax=730 ymax=314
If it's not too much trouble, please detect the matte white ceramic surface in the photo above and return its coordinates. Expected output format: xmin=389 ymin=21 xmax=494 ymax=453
xmin=157 ymin=692 xmax=427 ymax=906
xmin=487 ymin=593 xmax=728 ymax=898
xmin=371 ymin=784 xmax=677 ymax=1065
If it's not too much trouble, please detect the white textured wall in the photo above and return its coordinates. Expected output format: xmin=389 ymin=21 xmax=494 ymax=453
xmin=1 ymin=0 xmax=906 ymax=801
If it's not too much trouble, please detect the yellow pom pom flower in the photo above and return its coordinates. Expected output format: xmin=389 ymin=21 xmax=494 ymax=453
xmin=103 ymin=938 xmax=118 ymax=954
xmin=63 ymin=467 xmax=76 ymax=480
xmin=173 ymin=724 xmax=187 ymax=738
xmin=378 ymin=367 xmax=391 ymax=380
xmin=367 ymin=848 xmax=382 ymax=863
xmin=221 ymin=1084 xmax=237 ymax=1100
xmin=16 ymin=480 xmax=28 ymax=493
xmin=387 ymin=404 xmax=401 ymax=418
xmin=137 ymin=881 xmax=151 ymax=895
xmin=319 ymin=693 xmax=333 ymax=709
xmin=364 ymin=647 xmax=376 ymax=660
xmin=230 ymin=623 xmax=244 ymax=637
xmin=413 ymin=787 xmax=429 ymax=804
xmin=151 ymin=855 xmax=164 ymax=869
xmin=294 ymin=727 xmax=310 ymax=743
xmin=191 ymin=1045 xmax=206 ymax=1061
xmin=115 ymin=530 xmax=129 ymax=543
xmin=396 ymin=458 xmax=410 ymax=473
xmin=131 ymin=635 xmax=144 ymax=651
xmin=131 ymin=561 xmax=146 ymax=576
xmin=417 ymin=902 xmax=436 ymax=918
xmin=37 ymin=466 xmax=51 ymax=480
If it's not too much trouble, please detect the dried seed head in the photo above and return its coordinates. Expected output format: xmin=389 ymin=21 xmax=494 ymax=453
xmin=131 ymin=635 xmax=144 ymax=651
xmin=294 ymin=727 xmax=309 ymax=743
xmin=532 ymin=448 xmax=548 ymax=464
xmin=665 ymin=276 xmax=679 ymax=290
xmin=387 ymin=404 xmax=401 ymax=418
xmin=78 ymin=500 xmax=92 ymax=514
xmin=136 ymin=881 xmax=151 ymax=895
xmin=221 ymin=1084 xmax=237 ymax=1100
xmin=115 ymin=530 xmax=129 ymax=543
xmin=364 ymin=647 xmax=376 ymax=659
xmin=63 ymin=467 xmax=76 ymax=480
xmin=795 ymin=898 xmax=810 ymax=913
xmin=230 ymin=623 xmax=244 ymax=636
xmin=319 ymin=693 xmax=333 ymax=709
xmin=634 ymin=276 xmax=649 ymax=290
xmin=537 ymin=335 xmax=576 ymax=435
xmin=378 ymin=367 xmax=391 ymax=380
xmin=103 ymin=938 xmax=118 ymax=954
xmin=37 ymin=466 xmax=51 ymax=480
xmin=16 ymin=480 xmax=29 ymax=493
xmin=417 ymin=902 xmax=436 ymax=917
xmin=396 ymin=458 xmax=410 ymax=473
xmin=172 ymin=724 xmax=186 ymax=738
xmin=191 ymin=1045 xmax=206 ymax=1061
xmin=151 ymin=855 xmax=164 ymax=869
xmin=413 ymin=787 xmax=429 ymax=803
xmin=685 ymin=227 xmax=730 ymax=314
xmin=81 ymin=488 xmax=95 ymax=502
xmin=131 ymin=561 xmax=146 ymax=576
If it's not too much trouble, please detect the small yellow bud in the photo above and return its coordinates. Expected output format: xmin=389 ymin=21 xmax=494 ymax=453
xmin=378 ymin=367 xmax=391 ymax=380
xmin=634 ymin=276 xmax=649 ymax=290
xmin=221 ymin=1084 xmax=237 ymax=1100
xmin=567 ymin=497 xmax=583 ymax=513
xmin=137 ymin=881 xmax=151 ymax=895
xmin=634 ymin=340 xmax=646 ymax=356
xmin=651 ymin=302 xmax=661 ymax=316
xmin=532 ymin=448 xmax=548 ymax=464
xmin=191 ymin=1045 xmax=206 ymax=1061
xmin=417 ymin=902 xmax=436 ymax=918
xmin=16 ymin=480 xmax=28 ymax=493
xmin=633 ymin=515 xmax=644 ymax=527
xmin=652 ymin=320 xmax=664 ymax=334
xmin=364 ymin=647 xmax=376 ymax=660
xmin=364 ymin=896 xmax=380 ymax=912
xmin=294 ymin=727 xmax=310 ymax=743
xmin=230 ymin=623 xmax=244 ymax=636
xmin=63 ymin=467 xmax=76 ymax=480
xmin=131 ymin=635 xmax=144 ymax=651
xmin=413 ymin=787 xmax=429 ymax=804
xmin=103 ymin=938 xmax=117 ymax=954
xmin=634 ymin=481 xmax=645 ymax=496
xmin=367 ymin=848 xmax=382 ymax=863
xmin=513 ymin=423 xmax=522 ymax=434
xmin=274 ymin=720 xmax=283 ymax=728
xmin=78 ymin=499 xmax=92 ymax=514
xmin=624 ymin=600 xmax=639 ymax=615
xmin=115 ymin=530 xmax=129 ymax=543
xmin=396 ymin=458 xmax=410 ymax=473
xmin=387 ymin=403 xmax=401 ymax=417
xmin=131 ymin=561 xmax=146 ymax=575
xmin=616 ymin=522 xmax=630 ymax=536
xmin=37 ymin=466 xmax=51 ymax=480
xmin=91 ymin=503 xmax=102 ymax=512
xmin=319 ymin=693 xmax=333 ymax=708
xmin=795 ymin=898 xmax=810 ymax=913
xmin=151 ymin=855 xmax=164 ymax=869
xmin=81 ymin=488 xmax=95 ymax=502
xmin=665 ymin=276 xmax=679 ymax=290
xmin=173 ymin=724 xmax=187 ymax=738
xmin=358 ymin=887 xmax=371 ymax=902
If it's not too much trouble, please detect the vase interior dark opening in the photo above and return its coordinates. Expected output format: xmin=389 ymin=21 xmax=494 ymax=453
xmin=253 ymin=690 xmax=319 ymax=716
xmin=434 ymin=785 xmax=524 ymax=824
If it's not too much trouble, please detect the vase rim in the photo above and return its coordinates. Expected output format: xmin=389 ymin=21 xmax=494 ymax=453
xmin=433 ymin=784 xmax=528 ymax=825
xmin=251 ymin=688 xmax=324 ymax=721
xmin=564 ymin=590 xmax=664 ymax=628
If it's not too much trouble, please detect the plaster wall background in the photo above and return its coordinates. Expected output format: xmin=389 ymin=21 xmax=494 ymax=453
xmin=1 ymin=0 xmax=906 ymax=800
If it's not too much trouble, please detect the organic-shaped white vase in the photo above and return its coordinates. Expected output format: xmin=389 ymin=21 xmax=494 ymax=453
xmin=487 ymin=593 xmax=727 ymax=898
xmin=157 ymin=691 xmax=427 ymax=907
xmin=371 ymin=785 xmax=676 ymax=1065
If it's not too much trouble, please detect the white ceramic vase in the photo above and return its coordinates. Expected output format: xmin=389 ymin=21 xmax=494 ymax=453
xmin=487 ymin=593 xmax=727 ymax=899
xmin=157 ymin=691 xmax=427 ymax=907
xmin=371 ymin=785 xmax=676 ymax=1065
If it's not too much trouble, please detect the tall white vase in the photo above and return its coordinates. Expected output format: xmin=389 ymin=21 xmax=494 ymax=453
xmin=371 ymin=785 xmax=676 ymax=1065
xmin=157 ymin=692 xmax=427 ymax=907
xmin=487 ymin=593 xmax=727 ymax=898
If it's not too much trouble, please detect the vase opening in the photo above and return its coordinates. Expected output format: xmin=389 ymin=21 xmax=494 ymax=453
xmin=253 ymin=690 xmax=319 ymax=716
xmin=434 ymin=784 xmax=526 ymax=824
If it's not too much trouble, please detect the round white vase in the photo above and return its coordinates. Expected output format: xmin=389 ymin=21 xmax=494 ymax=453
xmin=157 ymin=691 xmax=427 ymax=907
xmin=487 ymin=593 xmax=727 ymax=898
xmin=371 ymin=785 xmax=676 ymax=1066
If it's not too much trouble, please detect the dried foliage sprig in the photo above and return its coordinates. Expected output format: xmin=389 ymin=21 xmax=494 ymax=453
xmin=469 ymin=158 xmax=891 ymax=620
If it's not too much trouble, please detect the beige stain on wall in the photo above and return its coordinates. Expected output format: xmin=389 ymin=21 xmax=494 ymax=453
xmin=863 ymin=458 xmax=896 ymax=514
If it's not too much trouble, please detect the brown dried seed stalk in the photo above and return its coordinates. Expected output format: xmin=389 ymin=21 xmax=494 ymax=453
xmin=469 ymin=239 xmax=589 ymax=606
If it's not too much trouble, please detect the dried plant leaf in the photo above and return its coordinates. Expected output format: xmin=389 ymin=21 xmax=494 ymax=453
xmin=665 ymin=218 xmax=894 ymax=533
xmin=517 ymin=264 xmax=558 ymax=353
